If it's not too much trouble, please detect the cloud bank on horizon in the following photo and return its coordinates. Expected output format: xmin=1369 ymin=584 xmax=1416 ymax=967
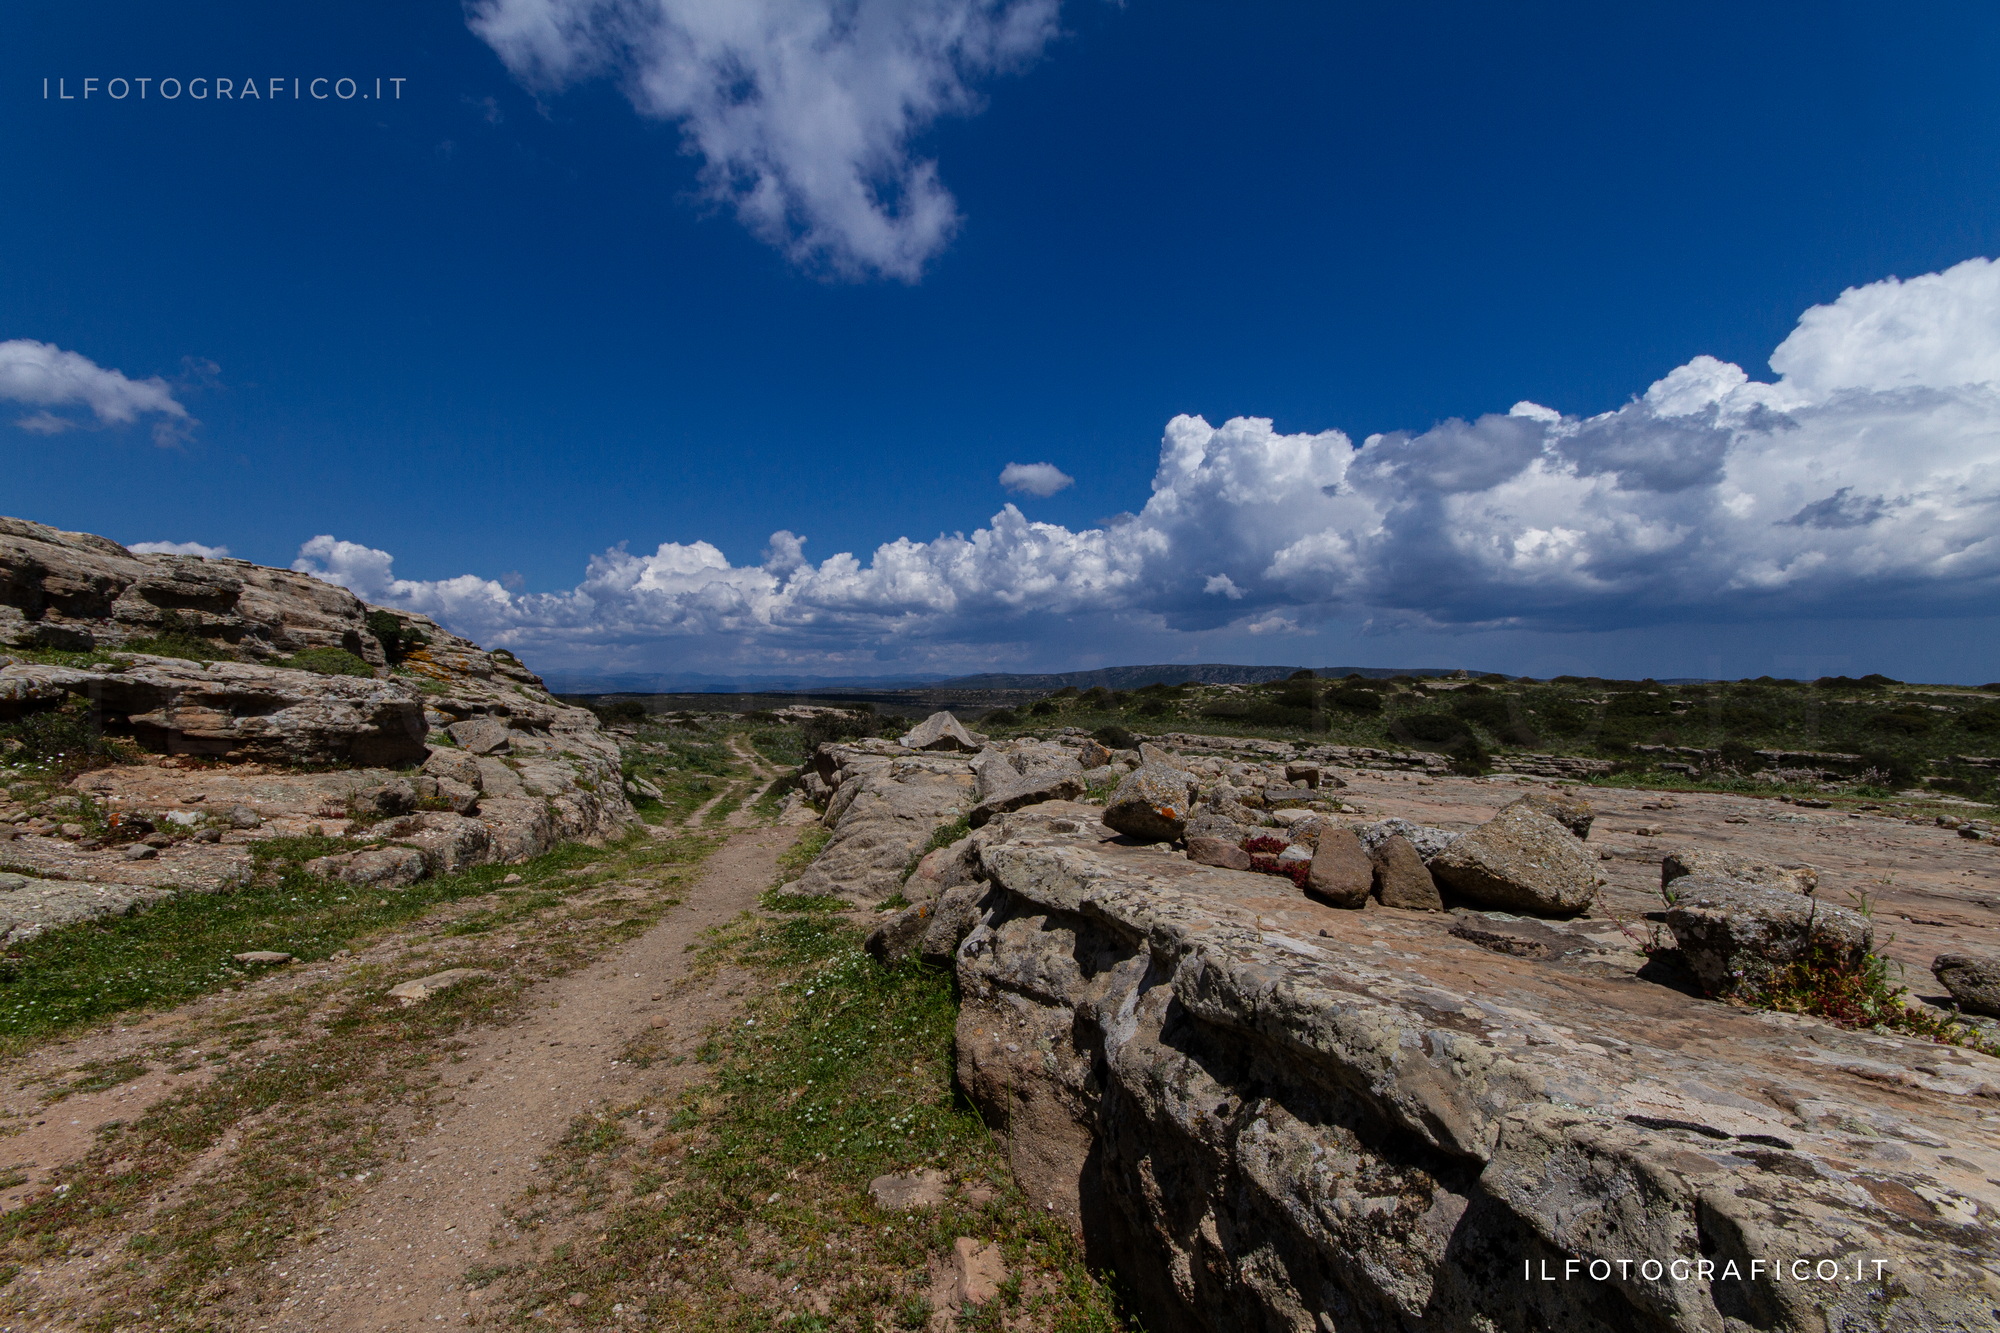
xmin=0 ymin=339 xmax=190 ymax=444
xmin=296 ymin=258 xmax=2000 ymax=669
xmin=467 ymin=0 xmax=1061 ymax=280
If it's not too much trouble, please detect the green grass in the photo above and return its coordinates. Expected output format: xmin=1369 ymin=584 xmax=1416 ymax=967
xmin=500 ymin=896 xmax=1132 ymax=1333
xmin=0 ymin=831 xmax=661 ymax=1046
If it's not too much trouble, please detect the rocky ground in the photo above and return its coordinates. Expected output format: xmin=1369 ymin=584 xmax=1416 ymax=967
xmin=821 ymin=719 xmax=2000 ymax=1332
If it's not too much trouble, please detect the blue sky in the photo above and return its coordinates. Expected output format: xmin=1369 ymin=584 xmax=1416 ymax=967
xmin=6 ymin=1 xmax=2000 ymax=682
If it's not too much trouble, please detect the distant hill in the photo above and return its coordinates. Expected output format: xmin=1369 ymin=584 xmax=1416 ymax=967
xmin=931 ymin=664 xmax=1471 ymax=690
xmin=539 ymin=670 xmax=952 ymax=694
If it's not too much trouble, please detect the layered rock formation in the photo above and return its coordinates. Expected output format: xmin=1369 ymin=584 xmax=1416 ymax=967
xmin=808 ymin=732 xmax=2000 ymax=1332
xmin=0 ymin=516 xmax=631 ymax=942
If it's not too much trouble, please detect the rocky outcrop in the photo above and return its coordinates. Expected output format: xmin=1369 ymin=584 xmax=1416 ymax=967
xmin=1664 ymin=875 xmax=1874 ymax=999
xmin=0 ymin=516 xmax=633 ymax=933
xmin=793 ymin=740 xmax=976 ymax=904
xmin=3 ymin=515 xmax=400 ymax=660
xmin=938 ymin=804 xmax=2000 ymax=1333
xmin=1 ymin=656 xmax=429 ymax=766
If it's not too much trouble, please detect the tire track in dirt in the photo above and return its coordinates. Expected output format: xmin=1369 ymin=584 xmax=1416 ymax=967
xmin=261 ymin=824 xmax=795 ymax=1332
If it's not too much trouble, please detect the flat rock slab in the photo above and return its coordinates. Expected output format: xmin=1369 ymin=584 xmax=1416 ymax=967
xmin=868 ymin=1168 xmax=949 ymax=1211
xmin=233 ymin=950 xmax=294 ymax=965
xmin=387 ymin=969 xmax=493 ymax=1005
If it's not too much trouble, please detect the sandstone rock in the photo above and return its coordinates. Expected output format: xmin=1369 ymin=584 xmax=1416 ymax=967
xmin=1076 ymin=739 xmax=1112 ymax=769
xmin=1428 ymin=805 xmax=1597 ymax=916
xmin=1503 ymin=790 xmax=1594 ymax=839
xmin=951 ymin=1237 xmax=1006 ymax=1306
xmin=448 ymin=717 xmax=512 ymax=755
xmin=1933 ymin=951 xmax=2000 ymax=1017
xmin=307 ymin=846 xmax=427 ymax=889
xmin=386 ymin=968 xmax=492 ymax=1005
xmin=1269 ymin=808 xmax=1315 ymax=828
xmin=1284 ymin=762 xmax=1320 ymax=788
xmin=121 ymin=844 xmax=158 ymax=860
xmin=970 ymin=773 xmax=1084 ymax=827
xmin=1101 ymin=764 xmax=1200 ymax=842
xmin=1306 ymin=825 xmax=1371 ymax=908
xmin=1664 ymin=874 xmax=1873 ymax=999
xmin=1261 ymin=787 xmax=1320 ymax=810
xmin=1370 ymin=833 xmax=1442 ymax=911
xmin=1183 ymin=811 xmax=1247 ymax=845
xmin=919 ymin=884 xmax=988 ymax=969
xmin=421 ymin=750 xmax=484 ymax=790
xmin=0 ymin=657 xmax=428 ymax=768
xmin=233 ymin=950 xmax=293 ymax=965
xmin=1185 ymin=836 xmax=1252 ymax=870
xmin=1661 ymin=847 xmax=1817 ymax=895
xmin=356 ymin=782 xmax=415 ymax=817
xmin=901 ymin=711 xmax=976 ymax=752
xmin=227 ymin=804 xmax=263 ymax=829
xmin=945 ymin=816 xmax=1999 ymax=1333
xmin=1358 ymin=817 xmax=1460 ymax=862
xmin=864 ymin=901 xmax=933 ymax=967
xmin=789 ymin=743 xmax=975 ymax=904
xmin=868 ymin=1168 xmax=948 ymax=1211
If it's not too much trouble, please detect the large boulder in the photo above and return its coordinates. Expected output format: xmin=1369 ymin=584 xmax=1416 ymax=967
xmin=901 ymin=711 xmax=977 ymax=752
xmin=1661 ymin=848 xmax=1817 ymax=895
xmin=1427 ymin=805 xmax=1597 ymax=916
xmin=1101 ymin=763 xmax=1200 ymax=842
xmin=1370 ymin=833 xmax=1442 ymax=911
xmin=1306 ymin=825 xmax=1372 ymax=908
xmin=1932 ymin=951 xmax=2000 ymax=1017
xmin=1664 ymin=873 xmax=1873 ymax=999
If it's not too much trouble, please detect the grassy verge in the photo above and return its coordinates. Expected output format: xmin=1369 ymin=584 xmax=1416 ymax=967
xmin=0 ymin=827 xmax=725 ymax=1330
xmin=491 ymin=897 xmax=1132 ymax=1332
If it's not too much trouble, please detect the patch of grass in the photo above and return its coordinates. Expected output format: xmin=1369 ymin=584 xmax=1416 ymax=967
xmin=496 ymin=899 xmax=1132 ymax=1332
xmin=0 ymin=829 xmax=678 ymax=1047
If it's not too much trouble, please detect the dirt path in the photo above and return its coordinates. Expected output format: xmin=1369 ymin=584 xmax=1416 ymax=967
xmin=262 ymin=824 xmax=794 ymax=1331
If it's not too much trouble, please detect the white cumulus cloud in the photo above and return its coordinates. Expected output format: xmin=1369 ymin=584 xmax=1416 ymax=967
xmin=999 ymin=461 xmax=1073 ymax=496
xmin=296 ymin=258 xmax=2000 ymax=669
xmin=0 ymin=339 xmax=190 ymax=443
xmin=129 ymin=540 xmax=231 ymax=558
xmin=467 ymin=0 xmax=1061 ymax=280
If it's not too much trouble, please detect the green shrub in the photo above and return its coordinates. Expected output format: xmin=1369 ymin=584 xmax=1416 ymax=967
xmin=278 ymin=647 xmax=375 ymax=677
xmin=122 ymin=631 xmax=232 ymax=663
xmin=1093 ymin=724 xmax=1136 ymax=750
xmin=366 ymin=609 xmax=430 ymax=663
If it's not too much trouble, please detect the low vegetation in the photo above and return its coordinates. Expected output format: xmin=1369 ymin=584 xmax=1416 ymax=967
xmin=0 ymin=826 xmax=726 ymax=1327
xmin=973 ymin=671 xmax=2000 ymax=805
